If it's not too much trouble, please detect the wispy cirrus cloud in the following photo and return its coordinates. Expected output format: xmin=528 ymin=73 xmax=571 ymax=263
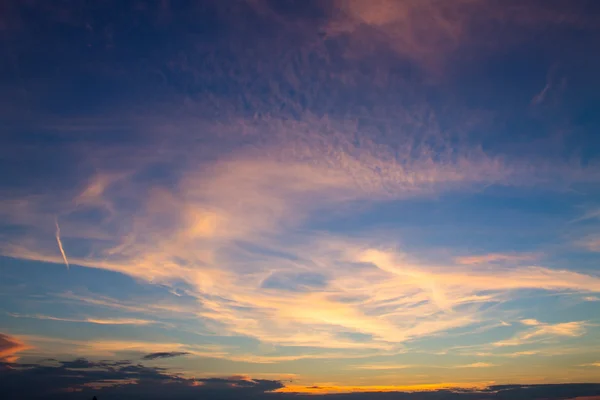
xmin=349 ymin=362 xmax=496 ymax=370
xmin=0 ymin=114 xmax=531 ymax=353
xmin=360 ymin=249 xmax=600 ymax=309
xmin=15 ymin=334 xmax=232 ymax=361
xmin=570 ymin=207 xmax=600 ymax=224
xmin=3 ymin=153 xmax=600 ymax=356
xmin=493 ymin=319 xmax=589 ymax=347
xmin=8 ymin=312 xmax=157 ymax=326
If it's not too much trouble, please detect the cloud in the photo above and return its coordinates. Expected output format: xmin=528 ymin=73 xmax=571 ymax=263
xmin=531 ymin=82 xmax=551 ymax=106
xmin=505 ymin=350 xmax=540 ymax=357
xmin=54 ymin=218 xmax=69 ymax=270
xmin=14 ymin=333 xmax=377 ymax=364
xmin=142 ymin=352 xmax=190 ymax=360
xmin=1 ymin=113 xmax=536 ymax=354
xmin=456 ymin=344 xmax=600 ymax=359
xmin=577 ymin=236 xmax=600 ymax=252
xmin=14 ymin=335 xmax=228 ymax=361
xmin=454 ymin=253 xmax=537 ymax=265
xmin=580 ymin=363 xmax=600 ymax=367
xmin=5 ymin=197 xmax=600 ymax=357
xmin=572 ymin=208 xmax=600 ymax=224
xmin=530 ymin=65 xmax=565 ymax=106
xmin=0 ymin=357 xmax=284 ymax=399
xmin=2 ymin=0 xmax=600 ymax=381
xmin=324 ymin=0 xmax=596 ymax=72
xmin=8 ymin=313 xmax=156 ymax=326
xmin=276 ymin=382 xmax=492 ymax=395
xmin=349 ymin=364 xmax=411 ymax=370
xmin=493 ymin=320 xmax=588 ymax=347
xmin=326 ymin=0 xmax=476 ymax=69
xmin=359 ymin=249 xmax=600 ymax=310
xmin=567 ymin=397 xmax=600 ymax=400
xmin=455 ymin=362 xmax=496 ymax=368
xmin=3 ymin=356 xmax=600 ymax=399
xmin=350 ymin=362 xmax=495 ymax=370
xmin=520 ymin=319 xmax=541 ymax=326
xmin=0 ymin=333 xmax=30 ymax=363
xmin=84 ymin=318 xmax=155 ymax=325
xmin=276 ymin=383 xmax=600 ymax=397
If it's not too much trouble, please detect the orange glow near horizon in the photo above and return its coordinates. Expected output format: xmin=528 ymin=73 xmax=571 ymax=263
xmin=275 ymin=382 xmax=493 ymax=395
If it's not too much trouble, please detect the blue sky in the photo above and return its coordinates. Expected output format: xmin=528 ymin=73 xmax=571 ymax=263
xmin=1 ymin=0 xmax=600 ymax=398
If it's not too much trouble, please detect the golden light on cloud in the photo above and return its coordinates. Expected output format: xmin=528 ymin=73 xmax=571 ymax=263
xmin=276 ymin=381 xmax=493 ymax=394
xmin=0 ymin=333 xmax=31 ymax=363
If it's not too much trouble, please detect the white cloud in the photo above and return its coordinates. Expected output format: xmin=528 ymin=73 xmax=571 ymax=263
xmin=54 ymin=218 xmax=69 ymax=270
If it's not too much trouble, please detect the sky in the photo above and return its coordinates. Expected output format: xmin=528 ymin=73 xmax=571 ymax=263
xmin=1 ymin=0 xmax=600 ymax=399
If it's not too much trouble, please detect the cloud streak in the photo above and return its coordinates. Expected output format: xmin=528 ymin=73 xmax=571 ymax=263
xmin=8 ymin=313 xmax=156 ymax=326
xmin=54 ymin=217 xmax=69 ymax=270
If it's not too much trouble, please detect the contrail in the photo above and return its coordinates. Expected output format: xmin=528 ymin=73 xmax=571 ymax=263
xmin=55 ymin=217 xmax=69 ymax=270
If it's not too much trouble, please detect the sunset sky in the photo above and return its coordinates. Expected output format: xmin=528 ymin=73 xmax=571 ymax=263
xmin=1 ymin=1 xmax=600 ymax=399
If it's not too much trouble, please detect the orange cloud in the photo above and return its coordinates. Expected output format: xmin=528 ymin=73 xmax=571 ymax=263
xmin=16 ymin=334 xmax=233 ymax=361
xmin=0 ymin=333 xmax=30 ymax=363
xmin=276 ymin=381 xmax=491 ymax=394
xmin=455 ymin=362 xmax=496 ymax=368
xmin=579 ymin=363 xmax=600 ymax=368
